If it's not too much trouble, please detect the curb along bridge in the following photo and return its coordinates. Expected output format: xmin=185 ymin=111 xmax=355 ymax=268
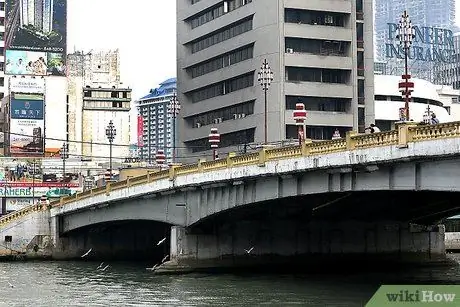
xmin=1 ymin=122 xmax=460 ymax=271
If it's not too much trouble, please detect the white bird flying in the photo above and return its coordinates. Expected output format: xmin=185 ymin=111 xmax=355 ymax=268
xmin=157 ymin=237 xmax=166 ymax=246
xmin=81 ymin=248 xmax=92 ymax=258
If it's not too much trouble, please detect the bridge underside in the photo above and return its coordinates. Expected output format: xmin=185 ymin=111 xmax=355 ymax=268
xmin=193 ymin=190 xmax=460 ymax=232
xmin=53 ymin=220 xmax=170 ymax=262
xmin=157 ymin=190 xmax=455 ymax=274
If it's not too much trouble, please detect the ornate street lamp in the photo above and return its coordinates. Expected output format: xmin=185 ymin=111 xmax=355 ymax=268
xmin=168 ymin=92 xmax=180 ymax=163
xmin=105 ymin=120 xmax=116 ymax=180
xmin=396 ymin=10 xmax=415 ymax=121
xmin=208 ymin=127 xmax=220 ymax=161
xmin=257 ymin=59 xmax=274 ymax=144
xmin=293 ymin=100 xmax=307 ymax=145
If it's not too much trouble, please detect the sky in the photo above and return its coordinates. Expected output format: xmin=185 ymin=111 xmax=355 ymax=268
xmin=67 ymin=0 xmax=176 ymax=101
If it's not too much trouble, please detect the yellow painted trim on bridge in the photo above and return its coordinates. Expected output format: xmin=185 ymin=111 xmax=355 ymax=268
xmin=1 ymin=121 xmax=459 ymax=227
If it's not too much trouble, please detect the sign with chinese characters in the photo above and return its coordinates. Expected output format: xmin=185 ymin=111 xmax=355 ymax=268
xmin=9 ymin=95 xmax=45 ymax=156
xmin=385 ymin=23 xmax=455 ymax=63
xmin=10 ymin=77 xmax=45 ymax=93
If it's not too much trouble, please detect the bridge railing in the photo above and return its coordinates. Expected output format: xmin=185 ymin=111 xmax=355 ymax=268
xmin=2 ymin=121 xmax=460 ymax=227
xmin=0 ymin=203 xmax=47 ymax=227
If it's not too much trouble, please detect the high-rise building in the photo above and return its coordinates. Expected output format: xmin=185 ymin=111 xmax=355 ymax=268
xmin=67 ymin=50 xmax=131 ymax=163
xmin=19 ymin=0 xmax=53 ymax=33
xmin=0 ymin=0 xmax=6 ymax=143
xmin=374 ymin=0 xmax=455 ymax=80
xmin=136 ymin=78 xmax=177 ymax=164
xmin=433 ymin=33 xmax=460 ymax=88
xmin=177 ymin=0 xmax=374 ymax=159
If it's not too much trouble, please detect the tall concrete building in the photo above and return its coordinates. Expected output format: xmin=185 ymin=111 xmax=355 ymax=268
xmin=0 ymin=0 xmax=6 ymax=150
xmin=136 ymin=78 xmax=177 ymax=164
xmin=374 ymin=0 xmax=455 ymax=80
xmin=19 ymin=0 xmax=54 ymax=33
xmin=67 ymin=50 xmax=131 ymax=163
xmin=177 ymin=0 xmax=374 ymax=158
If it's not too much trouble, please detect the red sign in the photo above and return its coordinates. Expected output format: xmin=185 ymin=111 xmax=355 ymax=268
xmin=0 ymin=182 xmax=79 ymax=188
xmin=137 ymin=116 xmax=144 ymax=147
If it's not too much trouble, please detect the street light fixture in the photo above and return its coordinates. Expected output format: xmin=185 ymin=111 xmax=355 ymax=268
xmin=168 ymin=92 xmax=180 ymax=163
xmin=208 ymin=127 xmax=220 ymax=161
xmin=60 ymin=143 xmax=69 ymax=187
xmin=396 ymin=10 xmax=415 ymax=121
xmin=293 ymin=100 xmax=307 ymax=145
xmin=105 ymin=120 xmax=116 ymax=180
xmin=257 ymin=59 xmax=274 ymax=145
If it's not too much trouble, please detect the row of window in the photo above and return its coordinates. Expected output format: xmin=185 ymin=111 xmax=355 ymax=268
xmin=286 ymin=67 xmax=350 ymax=84
xmin=189 ymin=0 xmax=252 ymax=29
xmin=187 ymin=100 xmax=255 ymax=128
xmin=286 ymin=125 xmax=351 ymax=141
xmin=188 ymin=44 xmax=254 ymax=78
xmin=190 ymin=18 xmax=253 ymax=53
xmin=285 ymin=96 xmax=350 ymax=112
xmin=83 ymin=101 xmax=130 ymax=109
xmin=185 ymin=128 xmax=255 ymax=152
xmin=189 ymin=72 xmax=254 ymax=103
xmin=285 ymin=8 xmax=347 ymax=27
xmin=285 ymin=38 xmax=349 ymax=57
xmin=83 ymin=90 xmax=130 ymax=99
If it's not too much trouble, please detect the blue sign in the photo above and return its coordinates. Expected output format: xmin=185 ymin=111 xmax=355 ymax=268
xmin=385 ymin=23 xmax=455 ymax=63
xmin=10 ymin=99 xmax=44 ymax=120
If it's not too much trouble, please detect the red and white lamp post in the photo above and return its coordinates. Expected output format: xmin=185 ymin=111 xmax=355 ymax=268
xmin=155 ymin=149 xmax=166 ymax=168
xmin=208 ymin=128 xmax=220 ymax=161
xmin=396 ymin=10 xmax=415 ymax=121
xmin=293 ymin=101 xmax=307 ymax=144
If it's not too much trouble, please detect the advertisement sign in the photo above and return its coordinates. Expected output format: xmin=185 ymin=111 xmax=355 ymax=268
xmin=6 ymin=198 xmax=33 ymax=211
xmin=385 ymin=24 xmax=455 ymax=63
xmin=5 ymin=0 xmax=67 ymax=76
xmin=0 ymin=158 xmax=81 ymax=187
xmin=10 ymin=76 xmax=45 ymax=93
xmin=137 ymin=116 xmax=144 ymax=147
xmin=0 ymin=187 xmax=79 ymax=198
xmin=9 ymin=94 xmax=45 ymax=155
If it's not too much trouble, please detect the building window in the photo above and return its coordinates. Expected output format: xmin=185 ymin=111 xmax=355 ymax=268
xmin=0 ymin=3 xmax=4 ymax=11
xmin=286 ymin=67 xmax=350 ymax=84
xmin=188 ymin=72 xmax=254 ymax=103
xmin=83 ymin=90 xmax=92 ymax=97
xmin=186 ymin=100 xmax=255 ymax=128
xmin=358 ymin=107 xmax=365 ymax=133
xmin=285 ymin=38 xmax=349 ymax=56
xmin=286 ymin=96 xmax=350 ymax=112
xmin=188 ymin=44 xmax=254 ymax=78
xmin=189 ymin=17 xmax=253 ymax=53
xmin=284 ymin=8 xmax=347 ymax=27
xmin=286 ymin=125 xmax=351 ymax=140
xmin=358 ymin=79 xmax=364 ymax=105
xmin=0 ymin=78 xmax=4 ymax=87
xmin=189 ymin=0 xmax=252 ymax=29
xmin=185 ymin=128 xmax=255 ymax=152
xmin=357 ymin=23 xmax=364 ymax=48
xmin=356 ymin=0 xmax=363 ymax=20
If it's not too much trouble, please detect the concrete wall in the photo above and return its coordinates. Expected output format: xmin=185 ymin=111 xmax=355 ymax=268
xmin=0 ymin=210 xmax=52 ymax=259
xmin=445 ymin=232 xmax=460 ymax=250
xmin=162 ymin=221 xmax=446 ymax=273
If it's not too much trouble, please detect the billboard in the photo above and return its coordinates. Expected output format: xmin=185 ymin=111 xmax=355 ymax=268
xmin=9 ymin=94 xmax=45 ymax=156
xmin=385 ymin=24 xmax=455 ymax=63
xmin=0 ymin=187 xmax=80 ymax=198
xmin=0 ymin=157 xmax=81 ymax=188
xmin=137 ymin=116 xmax=144 ymax=147
xmin=5 ymin=0 xmax=67 ymax=76
xmin=10 ymin=76 xmax=45 ymax=93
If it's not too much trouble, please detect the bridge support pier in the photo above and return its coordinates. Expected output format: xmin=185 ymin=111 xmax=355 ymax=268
xmin=156 ymin=221 xmax=448 ymax=274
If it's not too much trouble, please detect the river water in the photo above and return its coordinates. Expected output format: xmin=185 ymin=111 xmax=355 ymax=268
xmin=1 ymin=255 xmax=460 ymax=306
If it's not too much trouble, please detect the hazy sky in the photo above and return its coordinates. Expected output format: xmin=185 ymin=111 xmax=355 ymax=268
xmin=67 ymin=0 xmax=176 ymax=101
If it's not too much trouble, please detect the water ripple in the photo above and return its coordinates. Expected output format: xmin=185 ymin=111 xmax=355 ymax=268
xmin=0 ymin=257 xmax=459 ymax=306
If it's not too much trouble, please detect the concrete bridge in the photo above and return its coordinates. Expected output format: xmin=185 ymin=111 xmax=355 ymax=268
xmin=2 ymin=122 xmax=460 ymax=272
